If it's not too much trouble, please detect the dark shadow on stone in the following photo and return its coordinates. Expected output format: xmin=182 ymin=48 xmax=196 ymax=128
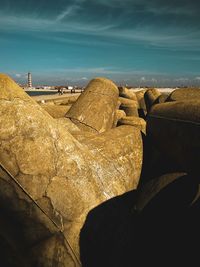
xmin=80 ymin=174 xmax=199 ymax=267
xmin=139 ymin=133 xmax=182 ymax=185
xmin=138 ymin=108 xmax=146 ymax=119
xmin=0 ymin=207 xmax=30 ymax=267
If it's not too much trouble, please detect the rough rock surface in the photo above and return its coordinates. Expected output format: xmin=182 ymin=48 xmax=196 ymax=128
xmin=119 ymin=97 xmax=139 ymax=117
xmin=118 ymin=86 xmax=137 ymax=100
xmin=113 ymin=109 xmax=126 ymax=127
xmin=40 ymin=104 xmax=71 ymax=118
xmin=0 ymin=74 xmax=143 ymax=266
xmin=66 ymin=77 xmax=119 ymax=133
xmin=118 ymin=117 xmax=146 ymax=134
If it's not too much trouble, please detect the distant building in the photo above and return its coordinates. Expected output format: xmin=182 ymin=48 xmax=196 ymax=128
xmin=28 ymin=72 xmax=32 ymax=88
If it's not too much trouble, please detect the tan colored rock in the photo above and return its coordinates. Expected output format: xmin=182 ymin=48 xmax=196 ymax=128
xmin=119 ymin=97 xmax=139 ymax=117
xmin=118 ymin=86 xmax=137 ymax=100
xmin=82 ymin=125 xmax=143 ymax=190
xmin=135 ymin=89 xmax=147 ymax=117
xmin=40 ymin=104 xmax=71 ymax=118
xmin=167 ymin=88 xmax=200 ymax=102
xmin=158 ymin=93 xmax=169 ymax=104
xmin=66 ymin=77 xmax=119 ymax=133
xmin=119 ymin=97 xmax=139 ymax=108
xmin=144 ymin=88 xmax=161 ymax=113
xmin=118 ymin=116 xmax=146 ymax=134
xmin=113 ymin=109 xmax=126 ymax=127
xmin=54 ymin=95 xmax=79 ymax=105
xmin=0 ymin=74 xmax=143 ymax=266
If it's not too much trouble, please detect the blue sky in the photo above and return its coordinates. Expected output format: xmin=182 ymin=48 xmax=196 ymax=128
xmin=1 ymin=0 xmax=200 ymax=86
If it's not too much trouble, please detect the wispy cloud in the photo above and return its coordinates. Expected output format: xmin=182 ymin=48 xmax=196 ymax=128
xmin=56 ymin=0 xmax=85 ymax=22
xmin=175 ymin=77 xmax=189 ymax=82
xmin=1 ymin=13 xmax=200 ymax=51
xmin=51 ymin=66 xmax=162 ymax=76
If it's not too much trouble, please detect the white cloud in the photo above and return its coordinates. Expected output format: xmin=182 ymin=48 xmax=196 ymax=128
xmin=15 ymin=73 xmax=21 ymax=78
xmin=1 ymin=11 xmax=200 ymax=51
xmin=56 ymin=0 xmax=85 ymax=22
xmin=195 ymin=77 xmax=200 ymax=80
xmin=175 ymin=77 xmax=189 ymax=81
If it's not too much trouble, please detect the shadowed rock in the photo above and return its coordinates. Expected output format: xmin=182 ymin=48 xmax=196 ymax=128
xmin=0 ymin=74 xmax=143 ymax=266
xmin=80 ymin=172 xmax=199 ymax=267
xmin=147 ymin=100 xmax=200 ymax=174
xmin=144 ymin=88 xmax=161 ymax=113
xmin=135 ymin=89 xmax=147 ymax=118
xmin=157 ymin=93 xmax=169 ymax=104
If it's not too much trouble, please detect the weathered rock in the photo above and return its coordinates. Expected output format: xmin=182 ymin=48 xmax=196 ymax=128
xmin=118 ymin=86 xmax=137 ymax=100
xmin=66 ymin=77 xmax=119 ymax=133
xmin=82 ymin=125 xmax=143 ymax=190
xmin=54 ymin=95 xmax=79 ymax=106
xmin=113 ymin=110 xmax=126 ymax=127
xmin=0 ymin=74 xmax=143 ymax=266
xmin=147 ymin=100 xmax=200 ymax=174
xmin=167 ymin=88 xmax=200 ymax=102
xmin=144 ymin=88 xmax=161 ymax=113
xmin=135 ymin=89 xmax=147 ymax=117
xmin=40 ymin=104 xmax=71 ymax=118
xmin=119 ymin=97 xmax=139 ymax=108
xmin=158 ymin=93 xmax=169 ymax=103
xmin=119 ymin=97 xmax=139 ymax=117
xmin=118 ymin=117 xmax=146 ymax=134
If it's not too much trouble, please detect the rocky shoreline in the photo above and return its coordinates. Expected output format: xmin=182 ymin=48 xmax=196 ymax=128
xmin=0 ymin=73 xmax=199 ymax=267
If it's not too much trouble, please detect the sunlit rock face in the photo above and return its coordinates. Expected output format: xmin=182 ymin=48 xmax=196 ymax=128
xmin=167 ymin=88 xmax=200 ymax=101
xmin=0 ymin=74 xmax=143 ymax=266
xmin=116 ymin=86 xmax=146 ymax=134
xmin=66 ymin=77 xmax=119 ymax=133
xmin=40 ymin=104 xmax=71 ymax=118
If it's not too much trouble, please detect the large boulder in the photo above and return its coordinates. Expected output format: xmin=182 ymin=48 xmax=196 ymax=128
xmin=0 ymin=74 xmax=143 ymax=266
xmin=66 ymin=77 xmax=119 ymax=133
xmin=167 ymin=88 xmax=200 ymax=102
xmin=146 ymin=100 xmax=200 ymax=174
